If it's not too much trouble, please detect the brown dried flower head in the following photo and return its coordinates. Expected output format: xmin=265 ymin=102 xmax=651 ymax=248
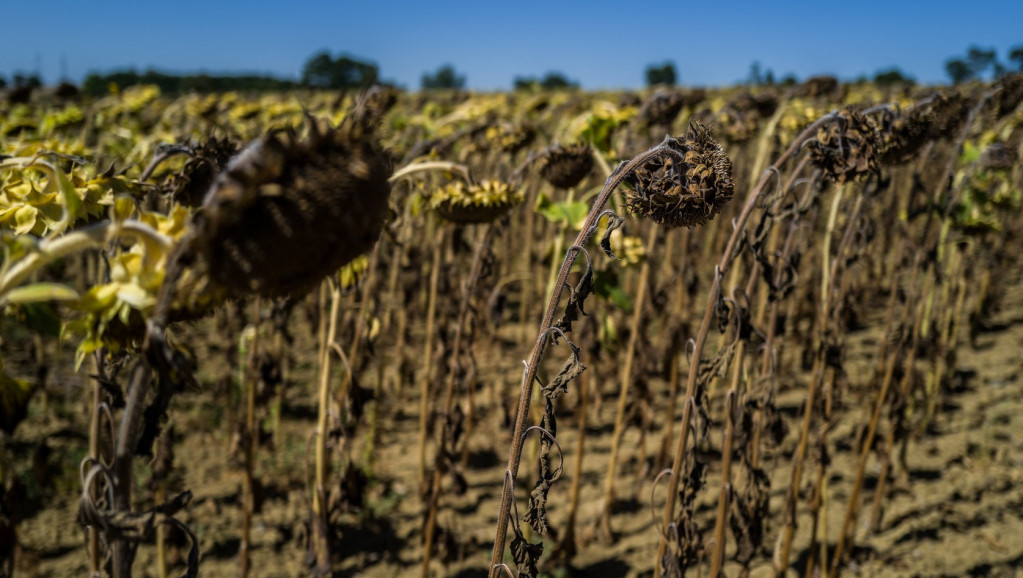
xmin=867 ymin=106 xmax=928 ymax=165
xmin=795 ymin=75 xmax=840 ymax=99
xmin=808 ymin=109 xmax=879 ymax=183
xmin=639 ymin=89 xmax=686 ymax=128
xmin=920 ymin=90 xmax=970 ymax=138
xmin=537 ymin=143 xmax=593 ymax=189
xmin=716 ymin=93 xmax=779 ymax=143
xmin=626 ymin=121 xmax=734 ymax=228
xmin=991 ymin=73 xmax=1023 ymax=120
xmin=193 ymin=114 xmax=392 ymax=297
xmin=166 ymin=138 xmax=240 ymax=207
xmin=978 ymin=142 xmax=1019 ymax=171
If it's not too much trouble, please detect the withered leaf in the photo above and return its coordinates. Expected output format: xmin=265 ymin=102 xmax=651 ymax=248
xmin=543 ymin=340 xmax=586 ymax=399
xmin=554 ymin=265 xmax=594 ymax=335
xmin=523 ymin=478 xmax=554 ymax=535
xmin=599 ymin=211 xmax=626 ymax=259
xmin=510 ymin=532 xmax=543 ymax=578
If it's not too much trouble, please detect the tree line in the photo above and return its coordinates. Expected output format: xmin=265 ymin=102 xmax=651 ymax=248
xmin=4 ymin=44 xmax=1022 ymax=97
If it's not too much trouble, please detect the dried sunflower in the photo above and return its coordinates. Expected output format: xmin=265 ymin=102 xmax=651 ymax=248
xmin=808 ymin=109 xmax=879 ymax=183
xmin=639 ymin=89 xmax=685 ymax=128
xmin=537 ymin=143 xmax=593 ymax=189
xmin=164 ymin=138 xmax=240 ymax=207
xmin=625 ymin=121 xmax=734 ymax=228
xmin=189 ymin=113 xmax=391 ymax=297
xmin=429 ymin=179 xmax=524 ymax=224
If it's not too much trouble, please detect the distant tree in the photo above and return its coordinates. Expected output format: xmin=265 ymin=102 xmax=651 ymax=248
xmin=779 ymin=74 xmax=798 ymax=87
xmin=0 ymin=75 xmax=6 ymax=89
xmin=873 ymin=68 xmax=915 ymax=86
xmin=12 ymin=73 xmax=42 ymax=89
xmin=945 ymin=58 xmax=973 ymax=84
xmin=539 ymin=71 xmax=576 ymax=90
xmin=301 ymin=51 xmax=378 ymax=89
xmin=513 ymin=71 xmax=577 ymax=91
xmin=764 ymin=69 xmax=775 ymax=85
xmin=748 ymin=61 xmax=763 ymax=86
xmin=421 ymin=64 xmax=465 ymax=90
xmin=965 ymin=46 xmax=998 ymax=78
xmin=513 ymin=76 xmax=538 ymax=91
xmin=1011 ymin=45 xmax=1023 ymax=71
xmin=646 ymin=61 xmax=676 ymax=87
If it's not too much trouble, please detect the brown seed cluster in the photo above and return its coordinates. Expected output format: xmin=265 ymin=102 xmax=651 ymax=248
xmin=626 ymin=121 xmax=734 ymax=228
xmin=639 ymin=89 xmax=686 ymax=128
xmin=716 ymin=92 xmax=779 ymax=143
xmin=166 ymin=138 xmax=240 ymax=207
xmin=808 ymin=109 xmax=879 ymax=183
xmin=193 ymin=115 xmax=391 ymax=297
xmin=536 ymin=143 xmax=593 ymax=189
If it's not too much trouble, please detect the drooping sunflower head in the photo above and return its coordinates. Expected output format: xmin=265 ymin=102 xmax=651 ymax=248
xmin=429 ymin=179 xmax=524 ymax=224
xmin=808 ymin=109 xmax=879 ymax=183
xmin=165 ymin=137 xmax=240 ymax=207
xmin=193 ymin=114 xmax=392 ymax=297
xmin=536 ymin=142 xmax=594 ymax=189
xmin=625 ymin=121 xmax=734 ymax=229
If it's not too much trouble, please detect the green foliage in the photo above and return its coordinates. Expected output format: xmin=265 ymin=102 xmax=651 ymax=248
xmin=873 ymin=68 xmax=915 ymax=86
xmin=421 ymin=64 xmax=466 ymax=90
xmin=535 ymin=193 xmax=589 ymax=229
xmin=1010 ymin=45 xmax=1023 ymax=71
xmin=301 ymin=51 xmax=379 ymax=89
xmin=82 ymin=68 xmax=299 ymax=97
xmin=514 ymin=72 xmax=578 ymax=91
xmin=946 ymin=45 xmax=1007 ymax=84
xmin=646 ymin=61 xmax=677 ymax=87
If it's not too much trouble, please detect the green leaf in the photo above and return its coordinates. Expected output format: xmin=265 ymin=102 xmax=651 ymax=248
xmin=6 ymin=283 xmax=81 ymax=304
xmin=593 ymin=269 xmax=634 ymax=312
xmin=537 ymin=197 xmax=589 ymax=227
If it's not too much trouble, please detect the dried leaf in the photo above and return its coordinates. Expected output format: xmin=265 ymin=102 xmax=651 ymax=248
xmin=554 ymin=264 xmax=594 ymax=335
xmin=599 ymin=211 xmax=626 ymax=259
xmin=510 ymin=532 xmax=543 ymax=578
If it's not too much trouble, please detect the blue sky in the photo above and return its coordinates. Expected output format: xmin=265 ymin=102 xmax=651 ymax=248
xmin=2 ymin=0 xmax=1021 ymax=90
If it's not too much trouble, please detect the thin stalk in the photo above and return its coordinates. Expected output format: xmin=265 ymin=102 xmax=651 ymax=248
xmin=312 ymin=283 xmax=342 ymax=574
xmin=488 ymin=138 xmax=691 ymax=578
xmin=418 ymin=231 xmax=444 ymax=488
xmin=240 ymin=298 xmax=261 ymax=578
xmin=422 ymin=223 xmax=494 ymax=577
xmin=598 ymin=224 xmax=658 ymax=540
xmin=655 ymin=115 xmax=836 ymax=578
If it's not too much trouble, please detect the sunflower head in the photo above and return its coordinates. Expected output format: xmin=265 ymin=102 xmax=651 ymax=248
xmin=626 ymin=121 xmax=734 ymax=228
xmin=537 ymin=143 xmax=594 ymax=189
xmin=193 ymin=114 xmax=392 ymax=297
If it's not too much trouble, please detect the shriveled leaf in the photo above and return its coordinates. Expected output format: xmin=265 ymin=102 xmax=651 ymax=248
xmin=523 ymin=478 xmax=553 ymax=535
xmin=599 ymin=211 xmax=625 ymax=259
xmin=554 ymin=264 xmax=594 ymax=335
xmin=510 ymin=532 xmax=543 ymax=578
xmin=544 ymin=340 xmax=585 ymax=398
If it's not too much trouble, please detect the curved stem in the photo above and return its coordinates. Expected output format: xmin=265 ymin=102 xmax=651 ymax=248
xmin=388 ymin=160 xmax=474 ymax=185
xmin=0 ymin=220 xmax=173 ymax=303
xmin=487 ymin=138 xmax=686 ymax=577
xmin=654 ymin=113 xmax=835 ymax=577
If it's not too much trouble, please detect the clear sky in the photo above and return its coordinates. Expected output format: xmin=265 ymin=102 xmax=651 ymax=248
xmin=2 ymin=0 xmax=1021 ymax=90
